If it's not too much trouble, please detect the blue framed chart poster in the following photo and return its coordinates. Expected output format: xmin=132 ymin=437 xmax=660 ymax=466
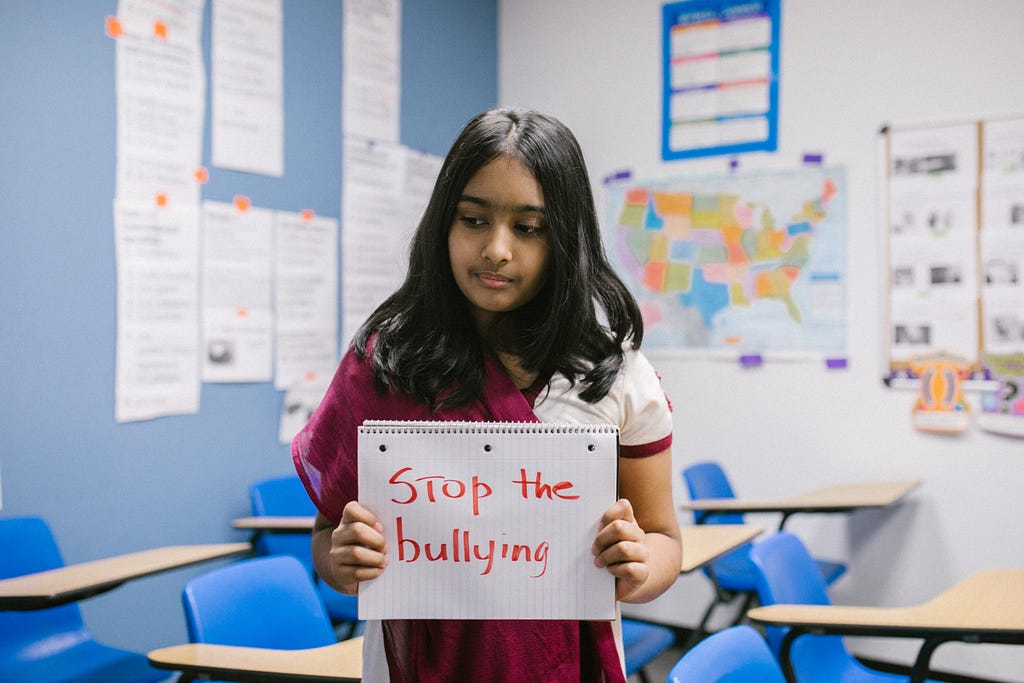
xmin=662 ymin=0 xmax=781 ymax=161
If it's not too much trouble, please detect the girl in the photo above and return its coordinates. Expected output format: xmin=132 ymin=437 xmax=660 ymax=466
xmin=293 ymin=108 xmax=680 ymax=682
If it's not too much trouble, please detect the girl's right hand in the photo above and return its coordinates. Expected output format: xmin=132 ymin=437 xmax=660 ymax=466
xmin=327 ymin=500 xmax=388 ymax=594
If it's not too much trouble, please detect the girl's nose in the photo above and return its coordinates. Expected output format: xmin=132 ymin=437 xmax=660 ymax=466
xmin=482 ymin=225 xmax=513 ymax=264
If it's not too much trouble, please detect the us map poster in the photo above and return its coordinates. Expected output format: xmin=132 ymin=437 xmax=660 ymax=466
xmin=605 ymin=166 xmax=847 ymax=358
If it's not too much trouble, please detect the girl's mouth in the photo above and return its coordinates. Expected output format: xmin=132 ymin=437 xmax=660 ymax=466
xmin=476 ymin=271 xmax=512 ymax=288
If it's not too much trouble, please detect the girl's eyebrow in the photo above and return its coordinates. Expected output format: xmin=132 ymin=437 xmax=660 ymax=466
xmin=458 ymin=194 xmax=545 ymax=214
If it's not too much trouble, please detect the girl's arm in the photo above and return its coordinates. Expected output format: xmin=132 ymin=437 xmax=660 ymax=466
xmin=312 ymin=502 xmax=388 ymax=595
xmin=592 ymin=449 xmax=682 ymax=603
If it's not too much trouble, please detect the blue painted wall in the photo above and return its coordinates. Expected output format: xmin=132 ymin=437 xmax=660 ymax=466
xmin=0 ymin=0 xmax=496 ymax=653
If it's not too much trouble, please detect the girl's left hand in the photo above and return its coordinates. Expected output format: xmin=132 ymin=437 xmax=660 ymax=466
xmin=592 ymin=498 xmax=651 ymax=601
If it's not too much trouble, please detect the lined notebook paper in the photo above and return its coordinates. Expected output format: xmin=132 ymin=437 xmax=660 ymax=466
xmin=357 ymin=422 xmax=618 ymax=620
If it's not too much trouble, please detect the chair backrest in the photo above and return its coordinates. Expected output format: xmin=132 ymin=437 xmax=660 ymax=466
xmin=682 ymin=461 xmax=745 ymax=525
xmin=667 ymin=625 xmax=787 ymax=683
xmin=182 ymin=555 xmax=337 ymax=649
xmin=251 ymin=475 xmax=318 ymax=516
xmin=0 ymin=517 xmax=90 ymax=660
xmin=250 ymin=475 xmax=318 ymax=571
xmin=748 ymin=531 xmax=837 ymax=654
xmin=249 ymin=476 xmax=361 ymax=627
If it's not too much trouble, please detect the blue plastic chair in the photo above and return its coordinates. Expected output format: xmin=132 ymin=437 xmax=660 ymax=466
xmin=182 ymin=554 xmax=338 ymax=649
xmin=621 ymin=618 xmax=674 ymax=682
xmin=682 ymin=462 xmax=847 ymax=641
xmin=749 ymin=532 xmax=940 ymax=682
xmin=0 ymin=516 xmax=165 ymax=683
xmin=667 ymin=625 xmax=787 ymax=683
xmin=249 ymin=475 xmax=362 ymax=637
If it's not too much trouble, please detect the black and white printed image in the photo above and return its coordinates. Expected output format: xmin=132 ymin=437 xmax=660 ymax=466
xmin=985 ymin=258 xmax=1020 ymax=285
xmin=894 ymin=324 xmax=931 ymax=345
xmin=892 ymin=265 xmax=915 ymax=286
xmin=930 ymin=264 xmax=962 ymax=285
xmin=893 ymin=153 xmax=957 ymax=176
xmin=990 ymin=315 xmax=1024 ymax=343
xmin=207 ymin=339 xmax=235 ymax=365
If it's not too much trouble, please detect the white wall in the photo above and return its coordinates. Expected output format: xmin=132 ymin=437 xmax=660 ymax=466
xmin=500 ymin=1 xmax=1024 ymax=679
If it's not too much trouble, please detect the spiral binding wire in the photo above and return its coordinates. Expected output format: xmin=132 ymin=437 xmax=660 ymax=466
xmin=359 ymin=421 xmax=619 ymax=435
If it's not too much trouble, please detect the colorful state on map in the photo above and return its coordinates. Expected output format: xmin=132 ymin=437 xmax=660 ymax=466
xmin=606 ymin=168 xmax=847 ymax=352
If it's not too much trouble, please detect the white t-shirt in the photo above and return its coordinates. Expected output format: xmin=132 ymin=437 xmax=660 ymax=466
xmin=532 ymin=346 xmax=672 ymax=457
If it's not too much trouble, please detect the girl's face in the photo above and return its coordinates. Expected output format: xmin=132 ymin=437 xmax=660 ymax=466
xmin=448 ymin=155 xmax=551 ymax=332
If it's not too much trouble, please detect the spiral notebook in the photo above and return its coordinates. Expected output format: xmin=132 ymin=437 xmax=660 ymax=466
xmin=357 ymin=421 xmax=619 ymax=621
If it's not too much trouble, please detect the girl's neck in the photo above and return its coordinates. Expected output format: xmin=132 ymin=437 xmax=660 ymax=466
xmin=495 ymin=351 xmax=538 ymax=390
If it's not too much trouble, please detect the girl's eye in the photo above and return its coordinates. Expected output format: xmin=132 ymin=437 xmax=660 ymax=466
xmin=517 ymin=223 xmax=544 ymax=235
xmin=460 ymin=215 xmax=486 ymax=228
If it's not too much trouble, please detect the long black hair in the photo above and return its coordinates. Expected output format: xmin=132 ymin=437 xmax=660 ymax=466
xmin=353 ymin=108 xmax=643 ymax=408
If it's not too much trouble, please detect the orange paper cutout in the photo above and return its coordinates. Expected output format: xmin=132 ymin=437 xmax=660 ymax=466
xmin=155 ymin=192 xmax=168 ymax=207
xmin=233 ymin=195 xmax=251 ymax=212
xmin=194 ymin=167 xmax=209 ymax=183
xmin=153 ymin=21 xmax=168 ymax=40
xmin=304 ymin=371 xmax=317 ymax=381
xmin=236 ymin=307 xmax=249 ymax=318
xmin=105 ymin=16 xmax=123 ymax=38
xmin=301 ymin=209 xmax=316 ymax=222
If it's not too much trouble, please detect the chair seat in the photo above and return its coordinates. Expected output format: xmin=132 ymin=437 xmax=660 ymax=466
xmin=793 ymin=635 xmax=919 ymax=683
xmin=668 ymin=625 xmax=787 ymax=683
xmin=2 ymin=637 xmax=164 ymax=683
xmin=621 ymin=619 xmax=675 ymax=676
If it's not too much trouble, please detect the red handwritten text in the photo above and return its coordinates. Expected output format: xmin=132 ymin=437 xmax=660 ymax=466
xmin=395 ymin=516 xmax=550 ymax=578
xmin=512 ymin=469 xmax=580 ymax=501
xmin=388 ymin=467 xmax=494 ymax=516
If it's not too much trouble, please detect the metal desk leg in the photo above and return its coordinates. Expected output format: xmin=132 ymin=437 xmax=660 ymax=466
xmin=909 ymin=637 xmax=945 ymax=683
xmin=779 ymin=628 xmax=801 ymax=683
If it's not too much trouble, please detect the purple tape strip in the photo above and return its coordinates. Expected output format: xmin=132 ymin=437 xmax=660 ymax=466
xmin=603 ymin=169 xmax=632 ymax=184
xmin=728 ymin=157 xmax=739 ymax=172
xmin=802 ymin=152 xmax=823 ymax=165
xmin=739 ymin=354 xmax=762 ymax=367
xmin=825 ymin=357 xmax=848 ymax=369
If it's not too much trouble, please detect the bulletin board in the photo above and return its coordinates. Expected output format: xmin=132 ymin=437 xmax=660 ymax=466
xmin=882 ymin=116 xmax=1024 ymax=436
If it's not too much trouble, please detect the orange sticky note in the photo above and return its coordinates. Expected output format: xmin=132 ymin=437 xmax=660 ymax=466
xmin=153 ymin=21 xmax=168 ymax=40
xmin=301 ymin=209 xmax=315 ymax=222
xmin=234 ymin=195 xmax=251 ymax=212
xmin=105 ymin=16 xmax=123 ymax=38
xmin=194 ymin=167 xmax=209 ymax=184
xmin=823 ymin=178 xmax=837 ymax=202
xmin=155 ymin=192 xmax=168 ymax=207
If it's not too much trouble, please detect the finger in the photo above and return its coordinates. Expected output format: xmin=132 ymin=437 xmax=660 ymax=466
xmin=593 ymin=536 xmax=648 ymax=569
xmin=335 ymin=540 xmax=387 ymax=569
xmin=341 ymin=500 xmax=381 ymax=528
xmin=600 ymin=498 xmax=636 ymax=527
xmin=592 ymin=516 xmax=645 ymax=558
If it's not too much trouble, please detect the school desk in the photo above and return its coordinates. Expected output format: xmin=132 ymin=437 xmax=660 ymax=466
xmin=746 ymin=568 xmax=1024 ymax=683
xmin=682 ymin=479 xmax=921 ymax=529
xmin=232 ymin=516 xmax=762 ymax=575
xmin=0 ymin=542 xmax=253 ymax=611
xmin=148 ymin=636 xmax=363 ymax=682
xmin=678 ymin=523 xmax=762 ymax=573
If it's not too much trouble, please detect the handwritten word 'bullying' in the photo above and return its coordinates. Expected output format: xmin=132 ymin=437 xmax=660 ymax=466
xmin=395 ymin=517 xmax=550 ymax=578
